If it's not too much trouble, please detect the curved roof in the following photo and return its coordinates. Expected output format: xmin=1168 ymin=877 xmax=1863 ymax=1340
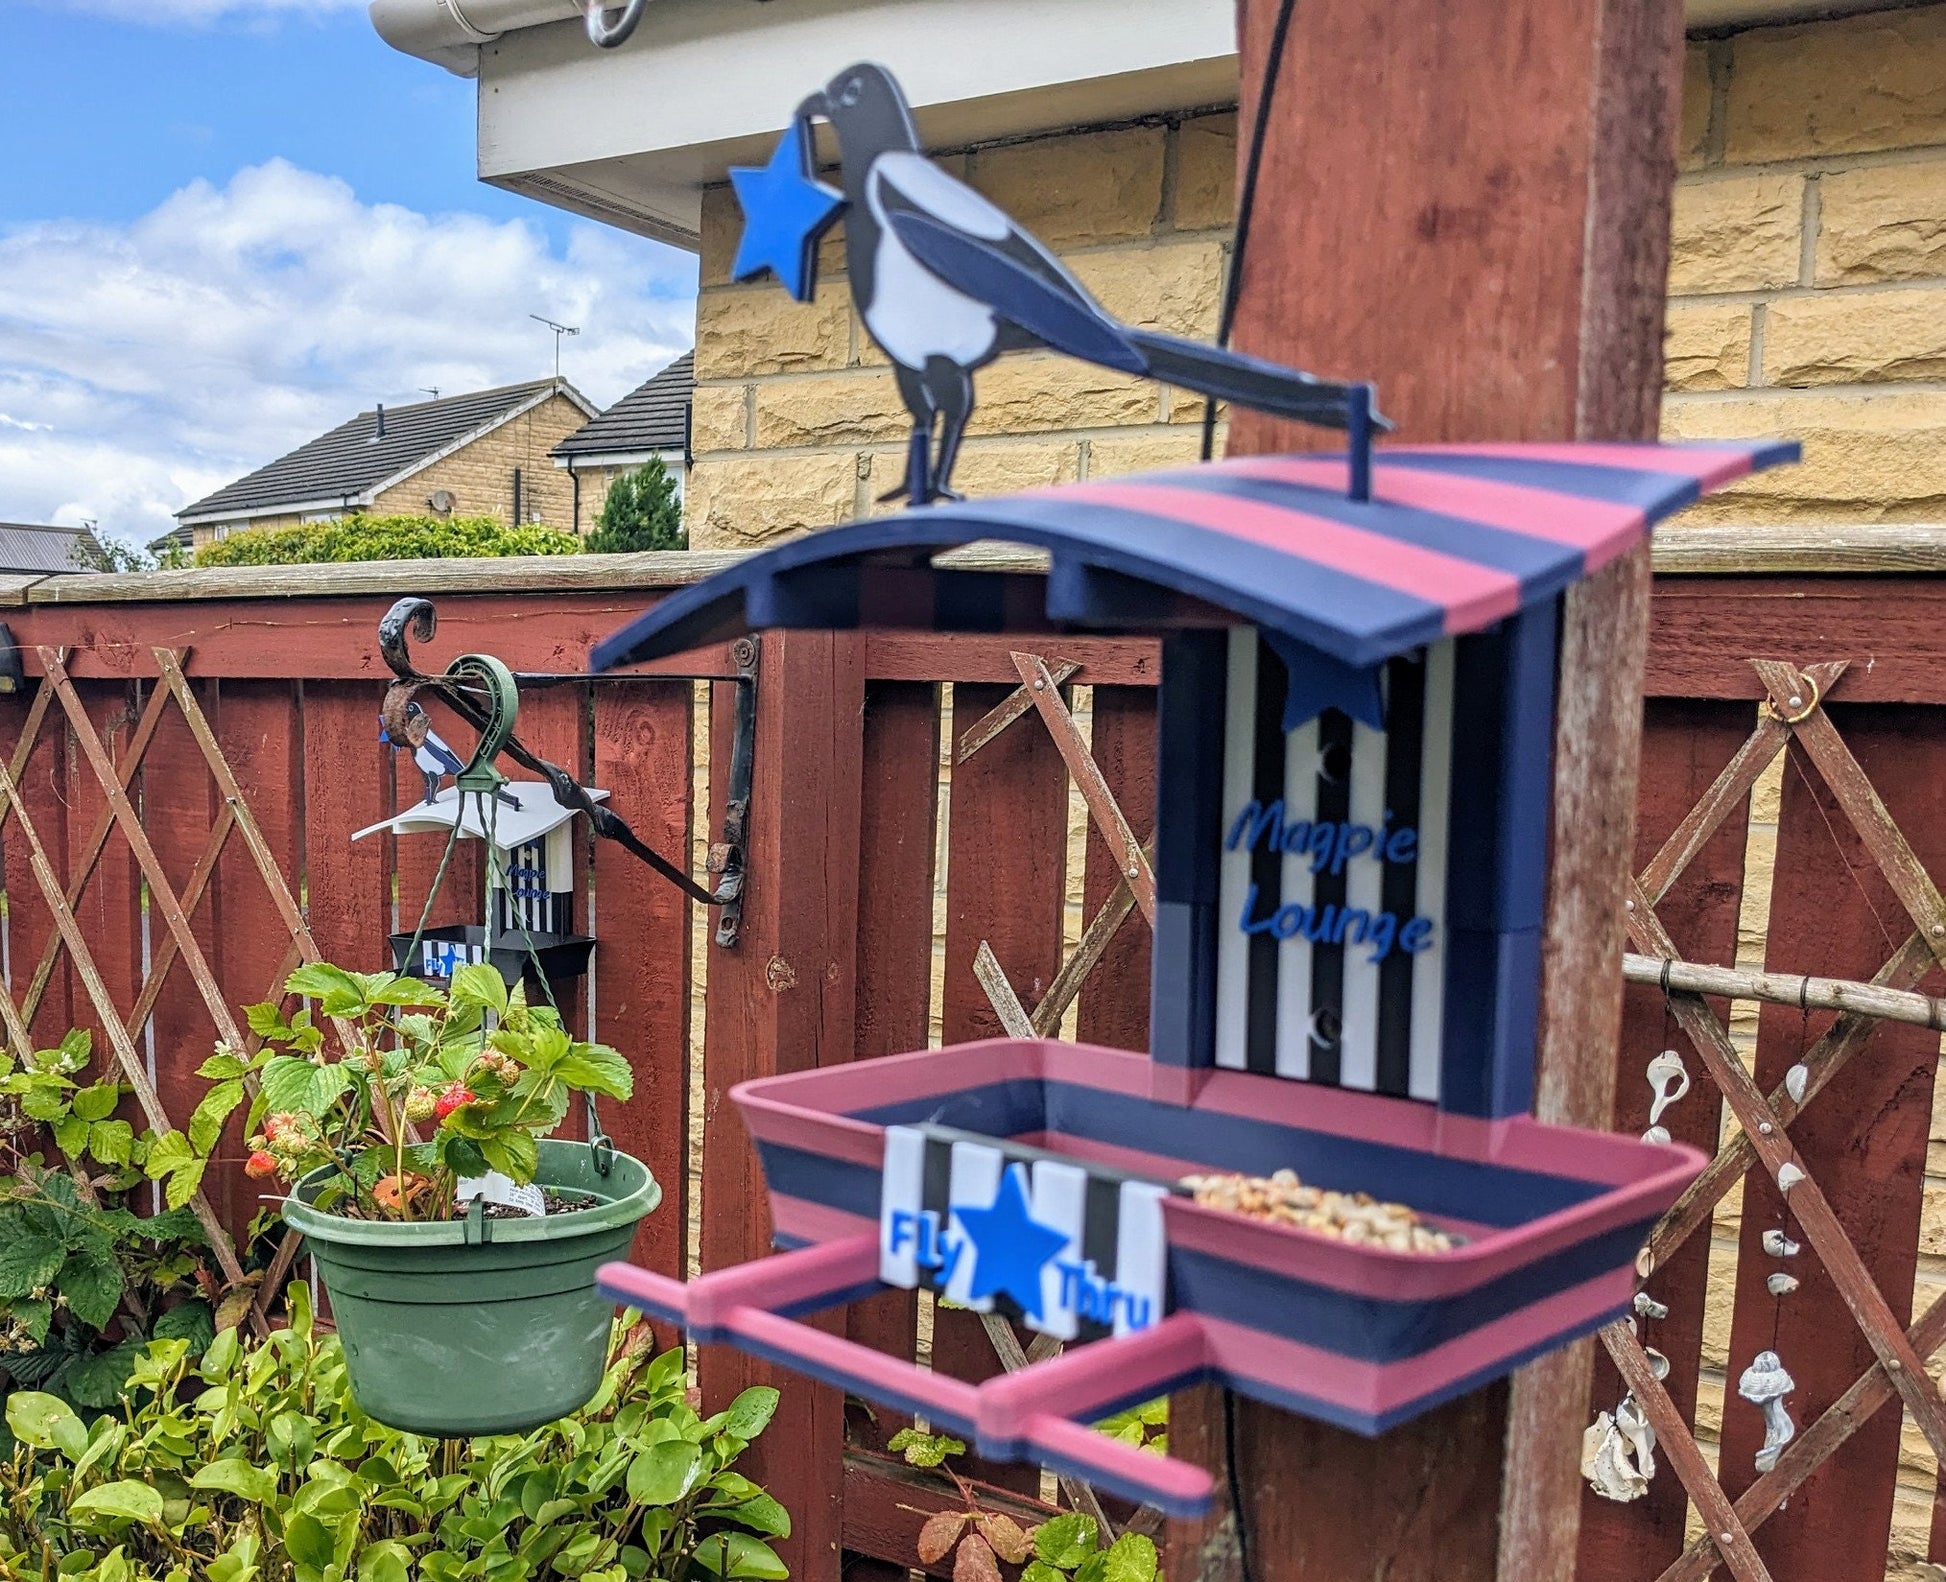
xmin=591 ymin=441 xmax=1797 ymax=673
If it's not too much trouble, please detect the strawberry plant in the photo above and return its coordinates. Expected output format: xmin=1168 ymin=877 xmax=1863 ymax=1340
xmin=195 ymin=960 xmax=633 ymax=1222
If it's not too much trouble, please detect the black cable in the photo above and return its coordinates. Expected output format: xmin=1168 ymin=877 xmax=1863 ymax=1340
xmin=1222 ymin=1386 xmax=1255 ymax=1582
xmin=1201 ymin=0 xmax=1302 ymax=464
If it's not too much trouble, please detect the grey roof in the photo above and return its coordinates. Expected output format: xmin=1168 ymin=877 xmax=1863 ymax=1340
xmin=552 ymin=353 xmax=693 ymax=461
xmin=178 ymin=379 xmax=596 ymax=522
xmin=0 ymin=523 xmax=104 ymax=574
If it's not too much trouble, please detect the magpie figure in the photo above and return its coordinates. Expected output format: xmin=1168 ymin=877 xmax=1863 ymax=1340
xmin=380 ymin=701 xmax=465 ymax=805
xmin=785 ymin=62 xmax=1389 ymax=504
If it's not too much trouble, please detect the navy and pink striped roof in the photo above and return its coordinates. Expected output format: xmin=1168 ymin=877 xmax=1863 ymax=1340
xmin=591 ymin=440 xmax=1797 ymax=672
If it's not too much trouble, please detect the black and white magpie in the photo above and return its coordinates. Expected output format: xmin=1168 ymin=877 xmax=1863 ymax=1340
xmin=791 ymin=62 xmax=1387 ymax=504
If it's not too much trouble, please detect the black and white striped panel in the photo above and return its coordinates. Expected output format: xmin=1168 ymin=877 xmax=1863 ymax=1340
xmin=878 ymin=1126 xmax=1167 ymax=1341
xmin=497 ymin=840 xmax=558 ymax=936
xmin=1214 ymin=628 xmax=1452 ymax=1100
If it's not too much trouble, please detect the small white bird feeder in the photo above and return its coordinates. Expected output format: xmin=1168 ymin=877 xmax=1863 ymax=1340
xmin=353 ymin=780 xmax=609 ymax=990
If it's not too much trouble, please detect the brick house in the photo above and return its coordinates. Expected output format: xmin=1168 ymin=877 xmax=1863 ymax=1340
xmin=174 ymin=379 xmax=598 ymax=549
xmin=550 ymin=351 xmax=694 ymax=531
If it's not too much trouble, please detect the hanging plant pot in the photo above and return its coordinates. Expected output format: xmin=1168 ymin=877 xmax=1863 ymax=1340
xmin=283 ymin=1139 xmax=660 ymax=1437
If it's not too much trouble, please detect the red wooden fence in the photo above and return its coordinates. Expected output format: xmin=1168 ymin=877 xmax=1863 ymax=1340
xmin=0 ymin=547 xmax=1941 ymax=1581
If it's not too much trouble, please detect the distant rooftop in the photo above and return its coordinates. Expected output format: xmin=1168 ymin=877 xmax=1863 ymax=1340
xmin=0 ymin=522 xmax=104 ymax=575
xmin=552 ymin=353 xmax=693 ymax=464
xmin=178 ymin=379 xmax=597 ymax=524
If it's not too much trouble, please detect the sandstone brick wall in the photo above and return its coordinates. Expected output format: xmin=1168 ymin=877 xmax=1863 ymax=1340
xmin=1663 ymin=5 xmax=1946 ymax=527
xmin=685 ymin=111 xmax=1238 ymax=548
xmin=371 ymin=390 xmax=587 ymax=530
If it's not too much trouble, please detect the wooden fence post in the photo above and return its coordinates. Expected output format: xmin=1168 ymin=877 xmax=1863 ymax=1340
xmin=1174 ymin=0 xmax=1689 ymax=1575
xmin=698 ymin=630 xmax=866 ymax=1582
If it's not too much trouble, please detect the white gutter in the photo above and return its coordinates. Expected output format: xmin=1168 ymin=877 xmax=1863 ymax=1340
xmin=368 ymin=0 xmax=584 ymax=76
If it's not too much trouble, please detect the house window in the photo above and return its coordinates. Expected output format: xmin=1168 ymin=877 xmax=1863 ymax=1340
xmin=301 ymin=512 xmax=342 ymax=525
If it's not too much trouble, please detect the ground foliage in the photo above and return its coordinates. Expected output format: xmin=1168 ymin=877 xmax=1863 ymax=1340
xmin=1 ymin=1291 xmax=792 ymax=1582
xmin=192 ymin=514 xmax=580 ymax=568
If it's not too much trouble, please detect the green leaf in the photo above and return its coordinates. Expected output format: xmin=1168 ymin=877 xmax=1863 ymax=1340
xmin=12 ymin=1296 xmax=51 ymax=1345
xmin=20 ymin=1081 xmax=70 ymax=1122
xmin=190 ymin=1079 xmax=246 ymax=1156
xmin=6 ymin=1390 xmax=80 ymax=1450
xmin=478 ymin=1128 xmax=539 ymax=1184
xmin=1019 ymin=1564 xmax=1067 ymax=1582
xmin=722 ymin=1492 xmax=791 ymax=1538
xmin=692 ymin=1533 xmax=790 ymax=1581
xmin=192 ymin=1458 xmax=278 ymax=1504
xmin=72 ymin=1480 xmax=165 ymax=1525
xmin=282 ymin=1511 xmax=336 ymax=1569
xmin=285 ymin=962 xmax=370 ymax=1015
xmin=1101 ymin=1534 xmax=1157 ymax=1582
xmin=367 ymin=977 xmax=447 ymax=1010
xmin=153 ymin=1298 xmax=216 ymax=1355
xmin=52 ymin=1112 xmax=91 ymax=1158
xmin=884 ymin=1426 xmax=964 ymax=1469
xmin=71 ymin=1081 xmax=121 ymax=1122
xmin=1033 ymin=1513 xmax=1099 ymax=1570
xmin=88 ymin=1118 xmax=136 ymax=1167
xmin=259 ymin=1056 xmax=352 ymax=1119
xmin=142 ymin=1205 xmax=207 ymax=1246
xmin=359 ymin=1540 xmax=415 ymax=1582
xmin=556 ymin=1044 xmax=634 ymax=1102
xmin=449 ymin=962 xmax=510 ymax=1016
xmin=243 ymin=1001 xmax=292 ymax=1039
xmin=721 ymin=1387 xmax=780 ymax=1441
xmin=162 ymin=1157 xmax=206 ymax=1211
xmin=59 ymin=1240 xmax=126 ymax=1329
xmin=625 ymin=1440 xmax=701 ymax=1506
xmin=0 ymin=1227 xmax=65 ymax=1298
xmin=65 ymin=1339 xmax=145 ymax=1408
xmin=200 ymin=1047 xmax=252 ymax=1078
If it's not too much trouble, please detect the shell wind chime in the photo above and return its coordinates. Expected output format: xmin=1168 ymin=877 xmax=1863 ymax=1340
xmin=1739 ymin=1350 xmax=1798 ymax=1473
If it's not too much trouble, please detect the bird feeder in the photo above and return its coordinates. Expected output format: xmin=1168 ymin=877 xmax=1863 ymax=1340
xmin=585 ymin=439 xmax=1799 ymax=1514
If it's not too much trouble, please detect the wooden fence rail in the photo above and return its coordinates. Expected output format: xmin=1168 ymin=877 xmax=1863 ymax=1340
xmin=0 ymin=534 xmax=1942 ymax=1580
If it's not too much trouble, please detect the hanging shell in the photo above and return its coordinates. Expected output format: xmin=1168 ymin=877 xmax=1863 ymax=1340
xmin=1737 ymin=1349 xmax=1797 ymax=1474
xmin=1634 ymin=1291 xmax=1670 ymax=1321
xmin=1785 ymin=1063 xmax=1810 ymax=1105
xmin=1767 ymin=1272 xmax=1800 ymax=1297
xmin=1582 ymin=1395 xmax=1657 ymax=1503
xmin=1777 ymin=1162 xmax=1807 ymax=1193
xmin=1646 ymin=1049 xmax=1691 ymax=1127
xmin=1762 ymin=1229 xmax=1801 ymax=1258
xmin=1642 ymin=1124 xmax=1673 ymax=1146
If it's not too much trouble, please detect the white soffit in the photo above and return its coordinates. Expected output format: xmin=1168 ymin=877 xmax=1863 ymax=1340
xmin=473 ymin=0 xmax=1237 ymax=247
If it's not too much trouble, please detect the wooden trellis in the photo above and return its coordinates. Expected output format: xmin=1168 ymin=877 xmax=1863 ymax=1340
xmin=0 ymin=648 xmax=333 ymax=1333
xmin=1599 ymin=657 xmax=1946 ymax=1582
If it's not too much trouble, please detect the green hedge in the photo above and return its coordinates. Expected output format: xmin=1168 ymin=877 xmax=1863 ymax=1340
xmin=194 ymin=513 xmax=582 ymax=568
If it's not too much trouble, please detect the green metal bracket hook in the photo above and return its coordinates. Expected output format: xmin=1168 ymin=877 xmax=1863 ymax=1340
xmin=446 ymin=653 xmax=519 ymax=796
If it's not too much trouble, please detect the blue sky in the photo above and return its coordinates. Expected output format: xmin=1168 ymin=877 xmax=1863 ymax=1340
xmin=0 ymin=0 xmax=698 ymax=544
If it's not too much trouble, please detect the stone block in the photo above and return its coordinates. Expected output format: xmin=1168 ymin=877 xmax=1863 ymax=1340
xmin=928 ymin=439 xmax=1080 ymax=500
xmin=1070 ymin=240 xmax=1225 ymax=338
xmin=1679 ymin=42 xmax=1712 ymax=173
xmin=1086 ymin=429 xmax=1205 ymax=478
xmin=1665 ymin=301 xmax=1752 ymax=392
xmin=1662 ymin=388 xmax=1946 ymax=524
xmin=699 ymin=184 xmax=743 ymax=290
xmin=967 ymin=126 xmax=1167 ymax=248
xmin=967 ymin=357 xmax=1159 ymax=436
xmin=1764 ymin=288 xmax=1946 ymax=386
xmin=1175 ymin=112 xmax=1238 ymax=231
xmin=1669 ymin=173 xmax=1804 ymax=294
xmin=1700 ymin=1240 xmax=1739 ymax=1369
xmin=1817 ymin=160 xmax=1946 ymax=285
xmin=689 ymin=384 xmax=749 ymax=454
xmin=1726 ymin=7 xmax=1946 ymax=164
xmin=695 ymin=285 xmax=851 ymax=379
xmin=684 ymin=453 xmax=857 ymax=548
xmin=753 ymin=372 xmax=911 ymax=449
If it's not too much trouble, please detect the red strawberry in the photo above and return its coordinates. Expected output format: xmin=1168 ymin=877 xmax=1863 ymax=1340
xmin=434 ymin=1084 xmax=477 ymax=1122
xmin=245 ymin=1150 xmax=278 ymax=1180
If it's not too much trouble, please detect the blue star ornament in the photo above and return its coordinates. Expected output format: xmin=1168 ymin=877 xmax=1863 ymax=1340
xmin=952 ymin=1164 xmax=1070 ymax=1323
xmin=729 ymin=120 xmax=845 ymax=302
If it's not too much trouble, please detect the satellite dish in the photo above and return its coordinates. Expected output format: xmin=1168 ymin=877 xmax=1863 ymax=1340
xmin=428 ymin=489 xmax=457 ymax=514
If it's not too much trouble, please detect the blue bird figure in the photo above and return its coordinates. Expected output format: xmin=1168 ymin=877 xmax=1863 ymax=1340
xmin=379 ymin=700 xmax=468 ymax=805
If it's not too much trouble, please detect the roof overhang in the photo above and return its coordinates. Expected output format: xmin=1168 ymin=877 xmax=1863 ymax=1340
xmin=553 ymin=447 xmax=685 ymax=469
xmin=372 ymin=0 xmax=1909 ymax=251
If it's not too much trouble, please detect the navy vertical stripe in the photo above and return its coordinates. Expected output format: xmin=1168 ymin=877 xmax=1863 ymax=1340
xmin=1244 ymin=638 xmax=1286 ymax=1076
xmin=1375 ymin=656 xmax=1426 ymax=1097
xmin=1306 ymin=709 xmax=1353 ymax=1086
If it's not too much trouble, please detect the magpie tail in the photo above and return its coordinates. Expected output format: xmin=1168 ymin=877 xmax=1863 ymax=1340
xmin=1124 ymin=329 xmax=1392 ymax=432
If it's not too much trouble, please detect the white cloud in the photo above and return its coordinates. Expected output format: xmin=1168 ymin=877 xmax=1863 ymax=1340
xmin=0 ymin=160 xmax=696 ymax=545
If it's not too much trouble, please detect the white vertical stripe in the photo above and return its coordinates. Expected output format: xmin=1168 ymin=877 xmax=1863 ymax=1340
xmin=1272 ymin=716 xmax=1320 ymax=1078
xmin=1030 ymin=1159 xmax=1087 ymax=1341
xmin=1409 ymin=641 xmax=1455 ymax=1102
xmin=944 ymin=1142 xmax=1003 ymax=1311
xmin=1214 ymin=628 xmax=1258 ymax=1072
xmin=878 ymin=1125 xmax=927 ymax=1288
xmin=1336 ymin=715 xmax=1389 ymax=1091
xmin=1112 ymin=1183 xmax=1168 ymax=1337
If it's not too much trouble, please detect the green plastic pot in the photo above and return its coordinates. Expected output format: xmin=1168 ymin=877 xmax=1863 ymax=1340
xmin=283 ymin=1139 xmax=660 ymax=1437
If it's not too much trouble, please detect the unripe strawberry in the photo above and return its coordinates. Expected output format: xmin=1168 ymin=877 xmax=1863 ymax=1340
xmin=245 ymin=1150 xmax=278 ymax=1180
xmin=403 ymin=1086 xmax=436 ymax=1124
xmin=434 ymin=1083 xmax=476 ymax=1122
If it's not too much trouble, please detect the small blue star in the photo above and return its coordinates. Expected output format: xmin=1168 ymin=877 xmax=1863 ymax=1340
xmin=729 ymin=121 xmax=846 ymax=303
xmin=952 ymin=1164 xmax=1070 ymax=1323
xmin=1266 ymin=631 xmax=1387 ymax=732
